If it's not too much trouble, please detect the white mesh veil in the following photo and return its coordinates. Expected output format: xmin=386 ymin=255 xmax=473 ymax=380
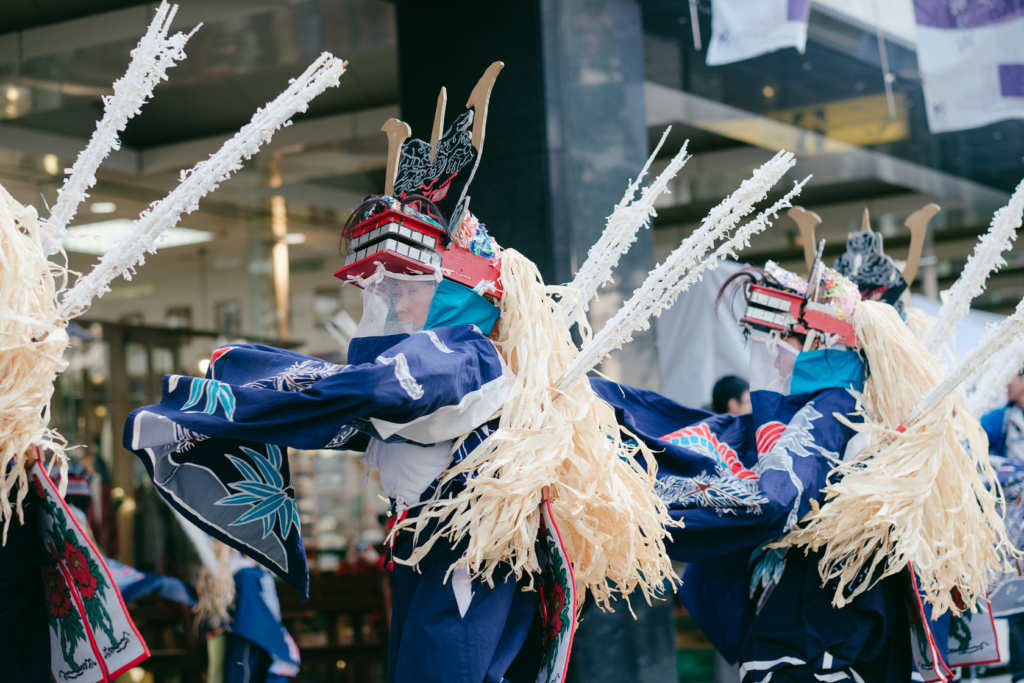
xmin=748 ymin=329 xmax=800 ymax=395
xmin=350 ymin=267 xmax=440 ymax=338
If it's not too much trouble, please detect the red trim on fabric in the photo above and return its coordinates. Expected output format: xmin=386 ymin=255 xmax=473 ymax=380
xmin=36 ymin=465 xmax=151 ymax=679
xmin=209 ymin=346 xmax=235 ymax=379
xmin=954 ymin=597 xmax=1002 ymax=668
xmin=385 ymin=510 xmax=408 ymax=573
xmin=543 ymin=487 xmax=576 ymax=682
xmin=56 ymin=556 xmax=108 ymax=680
xmin=907 ymin=562 xmax=953 ymax=682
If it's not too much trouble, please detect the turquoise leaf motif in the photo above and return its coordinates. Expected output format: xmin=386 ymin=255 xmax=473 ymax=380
xmin=217 ymin=445 xmax=298 ymax=539
xmin=181 ymin=378 xmax=237 ymax=421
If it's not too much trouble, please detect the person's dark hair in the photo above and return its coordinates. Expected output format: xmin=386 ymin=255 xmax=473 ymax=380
xmin=712 ymin=375 xmax=750 ymax=414
xmin=339 ymin=193 xmax=451 ymax=257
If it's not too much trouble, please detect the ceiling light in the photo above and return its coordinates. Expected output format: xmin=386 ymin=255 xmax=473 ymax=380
xmin=43 ymin=154 xmax=59 ymax=175
xmin=90 ymin=201 xmax=117 ymax=214
xmin=283 ymin=232 xmax=306 ymax=245
xmin=6 ymin=86 xmax=19 ymax=102
xmin=198 ymin=358 xmax=210 ymax=374
xmin=63 ymin=219 xmax=213 ymax=255
xmin=762 ymin=85 xmax=776 ymax=98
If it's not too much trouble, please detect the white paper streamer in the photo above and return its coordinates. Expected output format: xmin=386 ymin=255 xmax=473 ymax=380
xmin=42 ymin=1 xmax=197 ymax=255
xmin=924 ymin=178 xmax=1024 ymax=357
xmin=58 ymin=53 xmax=346 ymax=320
xmin=558 ymin=153 xmax=803 ymax=392
xmin=561 ymin=129 xmax=689 ymax=327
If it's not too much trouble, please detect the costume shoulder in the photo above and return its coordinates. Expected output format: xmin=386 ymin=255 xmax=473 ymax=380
xmin=124 ymin=325 xmax=510 ymax=597
xmin=126 ymin=325 xmax=509 ymax=453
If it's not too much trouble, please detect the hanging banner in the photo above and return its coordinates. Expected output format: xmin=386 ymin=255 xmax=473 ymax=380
xmin=706 ymin=0 xmax=811 ymax=66
xmin=915 ymin=0 xmax=1024 ymax=132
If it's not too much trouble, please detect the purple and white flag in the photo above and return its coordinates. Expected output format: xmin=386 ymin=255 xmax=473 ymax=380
xmin=706 ymin=0 xmax=811 ymax=66
xmin=915 ymin=0 xmax=1024 ymax=132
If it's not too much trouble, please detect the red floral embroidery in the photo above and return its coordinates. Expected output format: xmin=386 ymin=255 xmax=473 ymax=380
xmin=545 ymin=581 xmax=566 ymax=643
xmin=64 ymin=545 xmax=97 ymax=600
xmin=42 ymin=565 xmax=72 ymax=618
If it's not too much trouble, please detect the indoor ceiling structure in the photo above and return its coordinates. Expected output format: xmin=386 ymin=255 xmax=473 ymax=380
xmin=0 ymin=0 xmax=1018 ymax=316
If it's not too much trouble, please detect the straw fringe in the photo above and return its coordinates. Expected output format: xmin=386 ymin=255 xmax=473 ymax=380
xmin=194 ymin=540 xmax=236 ymax=629
xmin=782 ymin=300 xmax=1015 ymax=615
xmin=391 ymin=249 xmax=679 ymax=611
xmin=0 ymin=186 xmax=70 ymax=540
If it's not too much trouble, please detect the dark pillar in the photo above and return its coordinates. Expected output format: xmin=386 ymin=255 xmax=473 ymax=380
xmin=395 ymin=0 xmax=658 ymax=389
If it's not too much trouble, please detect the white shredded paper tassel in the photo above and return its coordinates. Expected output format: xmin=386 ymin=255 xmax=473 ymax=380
xmin=42 ymin=1 xmax=198 ymax=255
xmin=924 ymin=178 xmax=1024 ymax=357
xmin=562 ymin=129 xmax=690 ymax=327
xmin=59 ymin=53 xmax=346 ymax=320
xmin=558 ymin=152 xmax=802 ymax=391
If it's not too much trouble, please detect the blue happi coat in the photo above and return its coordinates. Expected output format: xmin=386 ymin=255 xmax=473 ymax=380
xmin=593 ymin=354 xmax=918 ymax=682
xmin=124 ymin=325 xmax=507 ymax=598
xmin=124 ymin=324 xmax=545 ymax=683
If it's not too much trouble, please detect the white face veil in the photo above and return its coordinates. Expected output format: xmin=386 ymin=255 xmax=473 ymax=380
xmin=748 ymin=329 xmax=801 ymax=395
xmin=349 ymin=266 xmax=441 ymax=338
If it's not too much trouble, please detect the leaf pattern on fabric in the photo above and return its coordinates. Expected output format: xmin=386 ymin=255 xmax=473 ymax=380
xmin=378 ymin=352 xmax=424 ymax=400
xmin=217 ymin=444 xmax=299 ymax=539
xmin=181 ymin=378 xmax=237 ymax=420
xmin=422 ymin=330 xmax=454 ymax=354
xmin=655 ymin=465 xmax=768 ymax=515
xmin=754 ymin=402 xmax=839 ymax=532
xmin=242 ymin=359 xmax=344 ymax=392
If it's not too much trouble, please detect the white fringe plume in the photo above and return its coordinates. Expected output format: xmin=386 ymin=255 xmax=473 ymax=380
xmin=41 ymin=1 xmax=197 ymax=255
xmin=561 ymin=129 xmax=689 ymax=327
xmin=558 ymin=153 xmax=802 ymax=391
xmin=782 ymin=300 xmax=1015 ymax=615
xmin=967 ymin=334 xmax=1024 ymax=416
xmin=910 ymin=294 xmax=1024 ymax=427
xmin=924 ymin=178 xmax=1024 ymax=357
xmin=58 ymin=53 xmax=346 ymax=320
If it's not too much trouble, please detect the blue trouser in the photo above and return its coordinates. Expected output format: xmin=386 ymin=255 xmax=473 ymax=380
xmin=226 ymin=633 xmax=288 ymax=683
xmin=0 ymin=496 xmax=49 ymax=683
xmin=388 ymin=524 xmax=539 ymax=683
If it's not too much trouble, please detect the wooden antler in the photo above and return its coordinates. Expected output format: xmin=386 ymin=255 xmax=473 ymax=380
xmin=465 ymin=62 xmax=504 ymax=153
xmin=788 ymin=206 xmax=821 ymax=274
xmin=429 ymin=87 xmax=447 ymax=165
xmin=902 ymin=204 xmax=940 ymax=284
xmin=382 ymin=118 xmax=412 ymax=197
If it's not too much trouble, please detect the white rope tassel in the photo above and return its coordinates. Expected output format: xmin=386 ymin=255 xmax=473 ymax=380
xmin=41 ymin=1 xmax=198 ymax=255
xmin=562 ymin=129 xmax=689 ymax=327
xmin=558 ymin=153 xmax=802 ymax=391
xmin=924 ymin=178 xmax=1024 ymax=357
xmin=58 ymin=53 xmax=346 ymax=320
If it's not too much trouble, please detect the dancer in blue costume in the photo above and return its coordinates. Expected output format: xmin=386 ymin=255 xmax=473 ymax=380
xmin=123 ymin=63 xmax=679 ymax=683
xmin=594 ymin=231 xmax=1002 ymax=682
